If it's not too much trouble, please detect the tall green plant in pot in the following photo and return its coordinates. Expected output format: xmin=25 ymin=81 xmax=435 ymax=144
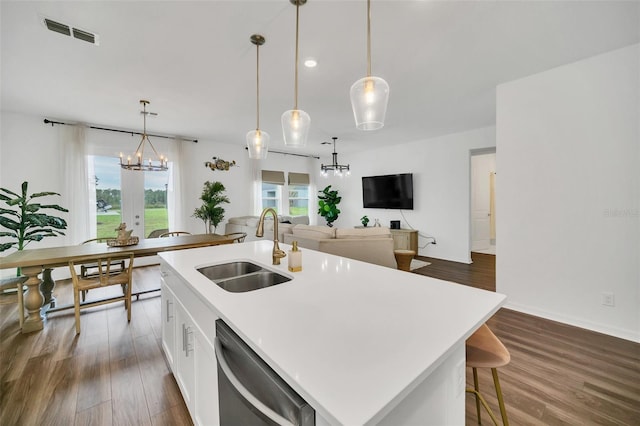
xmin=192 ymin=181 xmax=230 ymax=234
xmin=0 ymin=182 xmax=68 ymax=275
xmin=318 ymin=185 xmax=341 ymax=227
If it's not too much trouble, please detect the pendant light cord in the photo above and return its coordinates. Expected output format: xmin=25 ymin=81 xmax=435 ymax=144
xmin=256 ymin=41 xmax=260 ymax=130
xmin=367 ymin=0 xmax=371 ymax=77
xmin=294 ymin=0 xmax=300 ymax=110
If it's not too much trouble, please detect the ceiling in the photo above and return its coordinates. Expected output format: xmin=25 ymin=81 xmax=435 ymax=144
xmin=2 ymin=1 xmax=638 ymax=156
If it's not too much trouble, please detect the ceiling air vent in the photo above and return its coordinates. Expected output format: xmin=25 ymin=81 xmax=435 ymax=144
xmin=42 ymin=16 xmax=99 ymax=45
xmin=44 ymin=18 xmax=70 ymax=36
xmin=72 ymin=28 xmax=96 ymax=44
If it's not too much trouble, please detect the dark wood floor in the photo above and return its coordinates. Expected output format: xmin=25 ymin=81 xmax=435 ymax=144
xmin=0 ymin=254 xmax=638 ymax=425
xmin=413 ymin=253 xmax=640 ymax=425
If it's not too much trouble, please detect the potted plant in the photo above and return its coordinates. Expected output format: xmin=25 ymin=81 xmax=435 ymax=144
xmin=318 ymin=185 xmax=341 ymax=227
xmin=192 ymin=181 xmax=230 ymax=234
xmin=360 ymin=215 xmax=370 ymax=227
xmin=0 ymin=182 xmax=68 ymax=299
xmin=0 ymin=181 xmax=68 ymax=255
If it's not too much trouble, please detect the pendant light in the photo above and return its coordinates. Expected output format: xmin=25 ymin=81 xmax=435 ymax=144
xmin=350 ymin=0 xmax=389 ymax=131
xmin=281 ymin=0 xmax=310 ymax=147
xmin=120 ymin=100 xmax=168 ymax=171
xmin=247 ymin=34 xmax=269 ymax=159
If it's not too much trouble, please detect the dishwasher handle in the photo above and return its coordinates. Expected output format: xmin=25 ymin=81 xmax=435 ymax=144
xmin=214 ymin=337 xmax=296 ymax=426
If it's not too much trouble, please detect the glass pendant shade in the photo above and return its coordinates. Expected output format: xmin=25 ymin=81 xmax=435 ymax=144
xmin=350 ymin=76 xmax=389 ymax=131
xmin=281 ymin=109 xmax=310 ymax=147
xmin=246 ymin=129 xmax=269 ymax=159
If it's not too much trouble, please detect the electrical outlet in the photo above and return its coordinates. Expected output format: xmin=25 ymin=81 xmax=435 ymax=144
xmin=601 ymin=292 xmax=615 ymax=307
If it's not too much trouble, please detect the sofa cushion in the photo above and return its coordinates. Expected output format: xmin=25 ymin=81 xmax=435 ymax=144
xmin=228 ymin=216 xmax=260 ymax=227
xmin=292 ymin=224 xmax=336 ymax=239
xmin=335 ymin=226 xmax=391 ymax=239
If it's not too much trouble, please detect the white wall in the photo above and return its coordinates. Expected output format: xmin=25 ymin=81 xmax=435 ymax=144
xmin=0 ymin=110 xmax=317 ymax=277
xmin=315 ymin=126 xmax=496 ymax=264
xmin=496 ymin=44 xmax=640 ymax=342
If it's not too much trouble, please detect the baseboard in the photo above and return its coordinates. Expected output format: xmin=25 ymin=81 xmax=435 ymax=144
xmin=503 ymin=301 xmax=640 ymax=343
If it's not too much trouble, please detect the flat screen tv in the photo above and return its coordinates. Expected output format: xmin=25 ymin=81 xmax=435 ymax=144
xmin=362 ymin=173 xmax=413 ymax=210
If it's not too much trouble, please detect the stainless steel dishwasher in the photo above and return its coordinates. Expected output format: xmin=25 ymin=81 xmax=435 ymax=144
xmin=215 ymin=320 xmax=315 ymax=426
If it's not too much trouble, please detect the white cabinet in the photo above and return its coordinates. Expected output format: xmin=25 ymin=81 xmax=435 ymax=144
xmin=160 ymin=277 xmax=176 ymax=370
xmin=160 ymin=262 xmax=220 ymax=426
xmin=194 ymin=331 xmax=219 ymax=425
xmin=174 ymin=299 xmax=196 ymax=412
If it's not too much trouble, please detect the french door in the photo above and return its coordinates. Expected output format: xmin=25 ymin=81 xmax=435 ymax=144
xmin=91 ymin=155 xmax=169 ymax=239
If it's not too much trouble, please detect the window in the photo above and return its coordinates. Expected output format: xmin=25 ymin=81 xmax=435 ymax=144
xmin=258 ymin=170 xmax=310 ymax=216
xmin=288 ymin=172 xmax=310 ymax=216
xmin=261 ymin=182 xmax=281 ymax=213
xmin=288 ymin=185 xmax=309 ymax=216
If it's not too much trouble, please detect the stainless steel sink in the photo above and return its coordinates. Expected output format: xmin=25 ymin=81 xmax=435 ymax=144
xmin=197 ymin=261 xmax=291 ymax=293
xmin=216 ymin=271 xmax=291 ymax=293
xmin=197 ymin=261 xmax=262 ymax=281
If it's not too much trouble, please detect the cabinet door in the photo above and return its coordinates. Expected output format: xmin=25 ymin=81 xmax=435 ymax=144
xmin=160 ymin=278 xmax=176 ymax=371
xmin=175 ymin=301 xmax=196 ymax=416
xmin=194 ymin=332 xmax=219 ymax=426
xmin=392 ymin=232 xmax=410 ymax=250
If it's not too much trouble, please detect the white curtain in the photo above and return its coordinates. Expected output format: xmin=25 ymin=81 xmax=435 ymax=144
xmin=167 ymin=139 xmax=185 ymax=230
xmin=59 ymin=125 xmax=91 ymax=244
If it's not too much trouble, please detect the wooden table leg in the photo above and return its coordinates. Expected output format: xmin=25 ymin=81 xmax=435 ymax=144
xmin=20 ymin=265 xmax=44 ymax=333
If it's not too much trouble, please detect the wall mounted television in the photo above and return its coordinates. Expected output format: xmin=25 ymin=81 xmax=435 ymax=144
xmin=362 ymin=173 xmax=413 ymax=210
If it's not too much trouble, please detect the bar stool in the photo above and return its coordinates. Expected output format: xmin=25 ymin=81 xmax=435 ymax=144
xmin=394 ymin=249 xmax=415 ymax=271
xmin=466 ymin=323 xmax=510 ymax=425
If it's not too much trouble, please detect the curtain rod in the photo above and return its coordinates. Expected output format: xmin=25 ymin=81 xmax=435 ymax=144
xmin=244 ymin=146 xmax=319 ymax=159
xmin=43 ymin=118 xmax=198 ymax=143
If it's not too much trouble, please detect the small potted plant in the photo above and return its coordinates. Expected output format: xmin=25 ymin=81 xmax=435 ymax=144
xmin=360 ymin=215 xmax=370 ymax=227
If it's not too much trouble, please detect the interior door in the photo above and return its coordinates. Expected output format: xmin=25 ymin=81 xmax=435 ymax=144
xmin=471 ymin=153 xmax=495 ymax=251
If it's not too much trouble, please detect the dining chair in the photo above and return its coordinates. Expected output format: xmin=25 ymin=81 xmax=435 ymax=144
xmin=466 ymin=323 xmax=510 ymax=426
xmin=68 ymin=253 xmax=134 ymax=334
xmin=80 ymin=238 xmax=126 ymax=301
xmin=223 ymin=232 xmax=247 ymax=243
xmin=159 ymin=231 xmax=192 ymax=237
xmin=147 ymin=228 xmax=169 ymax=238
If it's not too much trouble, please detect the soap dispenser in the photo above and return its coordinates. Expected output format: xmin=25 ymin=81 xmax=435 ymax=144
xmin=288 ymin=241 xmax=302 ymax=272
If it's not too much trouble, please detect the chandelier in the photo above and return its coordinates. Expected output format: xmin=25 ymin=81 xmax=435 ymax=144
xmin=120 ymin=100 xmax=168 ymax=171
xmin=321 ymin=137 xmax=350 ymax=177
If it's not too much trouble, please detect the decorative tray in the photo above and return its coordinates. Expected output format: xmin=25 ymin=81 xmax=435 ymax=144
xmin=107 ymin=236 xmax=139 ymax=247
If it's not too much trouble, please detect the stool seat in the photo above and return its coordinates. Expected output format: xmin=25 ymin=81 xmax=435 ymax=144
xmin=466 ymin=324 xmax=510 ymax=368
xmin=393 ymin=249 xmax=416 ymax=271
xmin=466 ymin=323 xmax=511 ymax=425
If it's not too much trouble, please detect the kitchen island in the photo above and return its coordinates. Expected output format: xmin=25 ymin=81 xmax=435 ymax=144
xmin=159 ymin=240 xmax=505 ymax=425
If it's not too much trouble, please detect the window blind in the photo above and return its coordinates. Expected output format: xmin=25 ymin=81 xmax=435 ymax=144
xmin=288 ymin=172 xmax=310 ymax=185
xmin=261 ymin=170 xmax=285 ymax=185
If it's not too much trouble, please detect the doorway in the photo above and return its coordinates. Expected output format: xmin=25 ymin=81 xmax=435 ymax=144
xmin=470 ymin=149 xmax=496 ymax=255
xmin=90 ymin=155 xmax=170 ymax=239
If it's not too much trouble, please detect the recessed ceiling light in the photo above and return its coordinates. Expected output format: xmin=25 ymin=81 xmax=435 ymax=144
xmin=304 ymin=59 xmax=317 ymax=68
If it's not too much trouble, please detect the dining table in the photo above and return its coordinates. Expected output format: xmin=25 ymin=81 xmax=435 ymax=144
xmin=0 ymin=233 xmax=237 ymax=333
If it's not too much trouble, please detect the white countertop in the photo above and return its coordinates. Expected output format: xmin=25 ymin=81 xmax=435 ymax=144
xmin=159 ymin=240 xmax=505 ymax=425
